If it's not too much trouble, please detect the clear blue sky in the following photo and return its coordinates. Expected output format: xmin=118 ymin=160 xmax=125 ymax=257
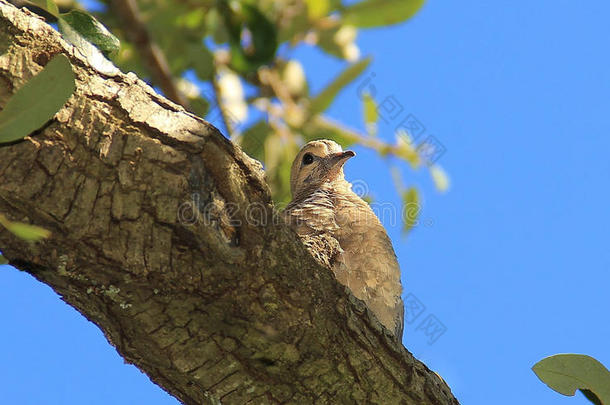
xmin=2 ymin=1 xmax=609 ymax=404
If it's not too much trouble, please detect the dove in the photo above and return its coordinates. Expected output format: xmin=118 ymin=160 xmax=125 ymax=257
xmin=283 ymin=140 xmax=404 ymax=339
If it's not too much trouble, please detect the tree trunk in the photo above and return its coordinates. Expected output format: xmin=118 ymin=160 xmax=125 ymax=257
xmin=0 ymin=2 xmax=459 ymax=404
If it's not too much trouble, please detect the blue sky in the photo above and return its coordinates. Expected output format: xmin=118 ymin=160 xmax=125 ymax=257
xmin=2 ymin=1 xmax=609 ymax=404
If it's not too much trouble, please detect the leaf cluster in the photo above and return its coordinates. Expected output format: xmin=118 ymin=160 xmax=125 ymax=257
xmin=90 ymin=0 xmax=445 ymax=223
xmin=12 ymin=0 xmax=447 ymax=234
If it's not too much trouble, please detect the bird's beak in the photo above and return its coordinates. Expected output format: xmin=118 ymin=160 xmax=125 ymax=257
xmin=326 ymin=150 xmax=355 ymax=173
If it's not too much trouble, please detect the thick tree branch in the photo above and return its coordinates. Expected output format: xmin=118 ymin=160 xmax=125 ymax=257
xmin=0 ymin=2 xmax=458 ymax=404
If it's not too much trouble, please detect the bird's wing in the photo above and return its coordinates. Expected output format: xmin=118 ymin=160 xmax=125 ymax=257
xmin=333 ymin=193 xmax=405 ymax=339
xmin=284 ymin=187 xmax=404 ymax=339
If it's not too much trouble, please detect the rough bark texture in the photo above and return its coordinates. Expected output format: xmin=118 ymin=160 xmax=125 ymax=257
xmin=0 ymin=2 xmax=459 ymax=404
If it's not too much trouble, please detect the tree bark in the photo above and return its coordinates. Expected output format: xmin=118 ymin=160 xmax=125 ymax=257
xmin=0 ymin=2 xmax=459 ymax=404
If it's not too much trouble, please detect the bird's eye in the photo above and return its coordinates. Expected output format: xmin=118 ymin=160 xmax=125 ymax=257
xmin=302 ymin=153 xmax=314 ymax=165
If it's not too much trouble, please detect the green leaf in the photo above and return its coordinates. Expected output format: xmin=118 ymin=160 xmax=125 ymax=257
xmin=220 ymin=2 xmax=278 ymax=74
xmin=343 ymin=0 xmax=425 ymax=28
xmin=113 ymin=41 xmax=147 ymax=78
xmin=430 ymin=165 xmax=449 ymax=192
xmin=29 ymin=0 xmax=59 ymax=17
xmin=188 ymin=96 xmax=210 ymax=119
xmin=240 ymin=120 xmax=273 ymax=161
xmin=58 ymin=16 xmax=118 ymax=75
xmin=58 ymin=10 xmax=120 ymax=58
xmin=264 ymin=136 xmax=298 ymax=204
xmin=305 ymin=0 xmax=330 ymax=20
xmin=179 ymin=8 xmax=206 ymax=29
xmin=5 ymin=222 xmax=51 ymax=241
xmin=362 ymin=92 xmax=378 ymax=135
xmin=316 ymin=27 xmax=345 ymax=59
xmin=191 ymin=45 xmax=214 ymax=81
xmin=277 ymin=9 xmax=310 ymax=44
xmin=0 ymin=54 xmax=75 ymax=144
xmin=302 ymin=117 xmax=358 ymax=148
xmin=205 ymin=8 xmax=229 ymax=44
xmin=0 ymin=254 xmax=8 ymax=265
xmin=532 ymin=354 xmax=610 ymax=404
xmin=0 ymin=214 xmax=51 ymax=241
xmin=402 ymin=187 xmax=419 ymax=233
xmin=309 ymin=57 xmax=371 ymax=116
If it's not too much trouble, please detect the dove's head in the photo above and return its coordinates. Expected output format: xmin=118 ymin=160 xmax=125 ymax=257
xmin=289 ymin=139 xmax=355 ymax=197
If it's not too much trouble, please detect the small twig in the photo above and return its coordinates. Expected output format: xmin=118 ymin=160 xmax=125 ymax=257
xmin=211 ymin=72 xmax=235 ymax=137
xmin=109 ymin=0 xmax=190 ymax=109
xmin=314 ymin=116 xmax=421 ymax=166
xmin=258 ymin=67 xmax=298 ymax=111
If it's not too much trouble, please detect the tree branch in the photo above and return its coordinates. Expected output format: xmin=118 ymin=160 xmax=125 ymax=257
xmin=211 ymin=70 xmax=235 ymax=138
xmin=0 ymin=2 xmax=458 ymax=404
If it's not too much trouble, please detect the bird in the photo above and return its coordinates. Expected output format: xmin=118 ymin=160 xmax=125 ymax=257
xmin=283 ymin=139 xmax=404 ymax=339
